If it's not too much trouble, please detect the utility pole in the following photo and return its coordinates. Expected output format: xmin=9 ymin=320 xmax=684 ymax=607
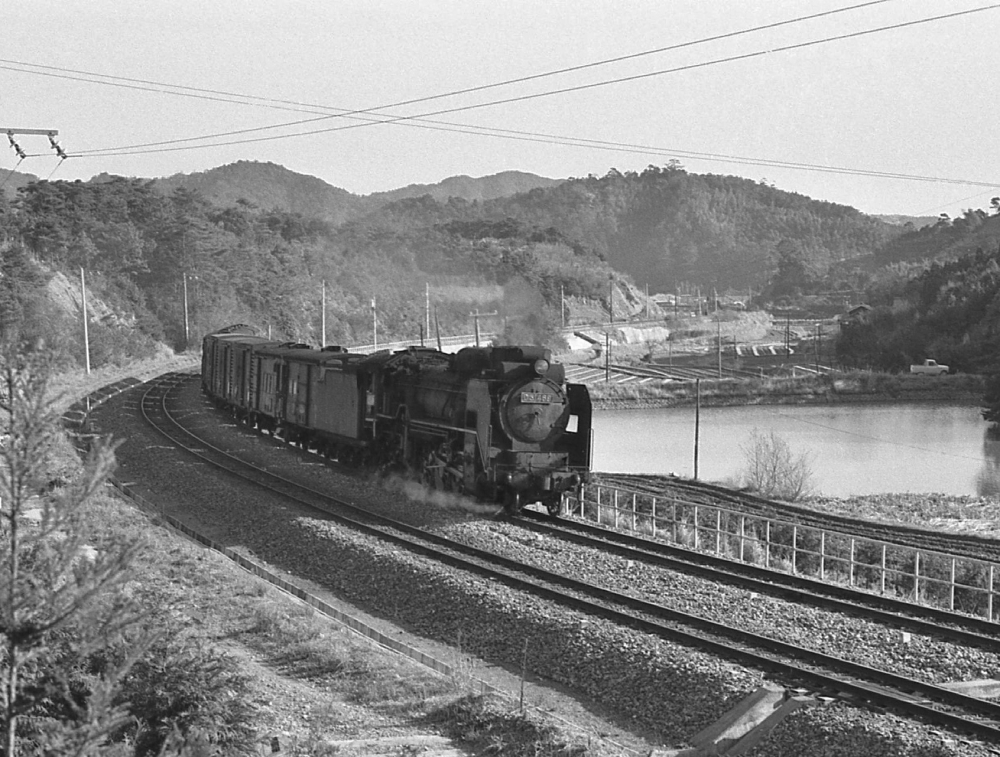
xmin=716 ymin=316 xmax=722 ymax=378
xmin=609 ymin=277 xmax=614 ymax=324
xmin=605 ymin=332 xmax=610 ymax=382
xmin=560 ymin=285 xmax=565 ymax=328
xmin=425 ymin=282 xmax=430 ymax=340
xmin=321 ymin=280 xmax=326 ymax=347
xmin=694 ymin=379 xmax=701 ymax=480
xmin=371 ymin=297 xmax=377 ymax=350
xmin=470 ymin=309 xmax=497 ymax=347
xmin=80 ymin=268 xmax=90 ymax=375
xmin=3 ymin=128 xmax=63 ymax=158
xmin=815 ymin=322 xmax=821 ymax=373
xmin=183 ymin=273 xmax=190 ymax=348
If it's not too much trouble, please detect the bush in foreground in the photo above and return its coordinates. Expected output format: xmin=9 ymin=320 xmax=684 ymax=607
xmin=739 ymin=428 xmax=815 ymax=501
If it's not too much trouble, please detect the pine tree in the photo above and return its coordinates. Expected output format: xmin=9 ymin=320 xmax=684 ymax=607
xmin=0 ymin=350 xmax=147 ymax=755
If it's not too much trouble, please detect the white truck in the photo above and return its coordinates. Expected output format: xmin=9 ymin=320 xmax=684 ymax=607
xmin=909 ymin=359 xmax=949 ymax=375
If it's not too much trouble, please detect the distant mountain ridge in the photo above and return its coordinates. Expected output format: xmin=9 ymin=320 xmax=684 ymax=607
xmin=875 ymin=214 xmax=938 ymax=229
xmin=143 ymin=162 xmax=561 ymax=224
xmin=367 ymin=171 xmax=563 ymax=203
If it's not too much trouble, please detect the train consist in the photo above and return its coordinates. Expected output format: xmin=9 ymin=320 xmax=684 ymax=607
xmin=201 ymin=325 xmax=592 ymax=513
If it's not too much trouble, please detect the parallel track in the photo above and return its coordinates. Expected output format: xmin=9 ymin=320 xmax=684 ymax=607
xmin=517 ymin=509 xmax=1000 ymax=649
xmin=596 ymin=473 xmax=1000 ymax=564
xmin=135 ymin=374 xmax=1000 ymax=742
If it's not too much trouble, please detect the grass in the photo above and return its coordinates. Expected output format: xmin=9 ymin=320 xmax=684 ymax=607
xmin=73 ymin=484 xmax=605 ymax=754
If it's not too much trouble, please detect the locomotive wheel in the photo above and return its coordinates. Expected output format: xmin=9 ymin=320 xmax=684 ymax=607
xmin=504 ymin=489 xmax=523 ymax=514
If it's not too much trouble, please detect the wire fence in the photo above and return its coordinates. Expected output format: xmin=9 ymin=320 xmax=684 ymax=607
xmin=564 ymin=483 xmax=1000 ymax=621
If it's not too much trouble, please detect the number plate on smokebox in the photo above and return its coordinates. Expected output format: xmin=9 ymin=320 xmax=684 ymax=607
xmin=520 ymin=392 xmax=554 ymax=404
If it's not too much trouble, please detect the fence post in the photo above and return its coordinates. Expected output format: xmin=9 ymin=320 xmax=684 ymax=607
xmin=792 ymin=525 xmax=798 ymax=575
xmin=914 ymin=552 xmax=921 ymax=603
xmin=651 ymin=497 xmax=657 ymax=538
xmin=613 ymin=489 xmax=619 ymax=530
xmin=739 ymin=515 xmax=746 ymax=563
xmin=950 ymin=557 xmax=956 ymax=611
xmin=694 ymin=505 xmax=699 ymax=551
xmin=881 ymin=544 xmax=887 ymax=594
xmin=990 ymin=565 xmax=995 ymax=622
xmin=716 ymin=509 xmax=721 ymax=556
xmin=672 ymin=498 xmax=677 ymax=544
xmin=765 ymin=521 xmax=771 ymax=569
xmin=632 ymin=493 xmax=637 ymax=532
xmin=820 ymin=531 xmax=825 ymax=581
xmin=849 ymin=538 xmax=855 ymax=588
xmin=597 ymin=486 xmax=602 ymax=524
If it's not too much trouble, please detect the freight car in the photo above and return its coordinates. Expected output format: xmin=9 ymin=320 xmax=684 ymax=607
xmin=201 ymin=325 xmax=592 ymax=514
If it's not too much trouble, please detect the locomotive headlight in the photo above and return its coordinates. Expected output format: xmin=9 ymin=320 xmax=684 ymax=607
xmin=532 ymin=358 xmax=550 ymax=376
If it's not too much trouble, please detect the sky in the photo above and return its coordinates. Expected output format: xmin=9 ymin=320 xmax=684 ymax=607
xmin=2 ymin=0 xmax=998 ymax=217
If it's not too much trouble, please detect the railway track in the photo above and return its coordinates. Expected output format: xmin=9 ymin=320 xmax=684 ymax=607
xmin=516 ymin=509 xmax=1000 ymax=649
xmin=128 ymin=373 xmax=1000 ymax=743
xmin=595 ymin=472 xmax=1000 ymax=565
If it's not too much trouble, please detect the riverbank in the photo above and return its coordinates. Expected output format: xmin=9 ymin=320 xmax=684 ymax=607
xmin=588 ymin=371 xmax=984 ymax=410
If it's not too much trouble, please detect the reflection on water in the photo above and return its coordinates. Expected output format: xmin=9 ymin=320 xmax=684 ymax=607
xmin=593 ymin=402 xmax=997 ymax=498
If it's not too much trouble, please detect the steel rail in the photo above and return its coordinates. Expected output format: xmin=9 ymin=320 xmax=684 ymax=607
xmin=133 ymin=374 xmax=1000 ymax=742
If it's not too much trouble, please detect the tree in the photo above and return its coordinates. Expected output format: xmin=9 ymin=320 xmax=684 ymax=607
xmin=0 ymin=350 xmax=146 ymax=755
xmin=739 ymin=428 xmax=815 ymax=501
xmin=767 ymin=239 xmax=813 ymax=299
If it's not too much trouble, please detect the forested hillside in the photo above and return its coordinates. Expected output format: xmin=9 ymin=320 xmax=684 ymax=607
xmin=481 ymin=165 xmax=900 ymax=292
xmin=871 ymin=205 xmax=1000 ymax=267
xmin=151 ymin=161 xmax=362 ymax=226
xmin=0 ymin=176 xmax=616 ymax=367
xmin=838 ymin=218 xmax=1000 ymax=373
xmin=2 ymin=159 xmax=972 ymax=374
xmin=150 ymin=161 xmax=900 ymax=294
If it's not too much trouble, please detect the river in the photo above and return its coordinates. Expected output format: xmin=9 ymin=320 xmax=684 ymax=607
xmin=592 ymin=402 xmax=1000 ymax=498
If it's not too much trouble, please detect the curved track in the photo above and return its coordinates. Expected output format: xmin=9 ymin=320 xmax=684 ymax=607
xmin=121 ymin=372 xmax=1000 ymax=742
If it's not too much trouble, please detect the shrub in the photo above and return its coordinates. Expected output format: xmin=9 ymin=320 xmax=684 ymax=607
xmin=739 ymin=428 xmax=815 ymax=501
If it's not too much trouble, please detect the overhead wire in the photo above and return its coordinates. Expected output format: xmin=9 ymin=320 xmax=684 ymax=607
xmin=0 ymin=0 xmax=899 ymax=153
xmin=2 ymin=3 xmax=998 ymax=195
xmin=59 ymin=2 xmax=1000 ymax=160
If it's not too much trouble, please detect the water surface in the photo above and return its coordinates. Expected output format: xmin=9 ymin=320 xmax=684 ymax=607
xmin=592 ymin=403 xmax=1000 ymax=497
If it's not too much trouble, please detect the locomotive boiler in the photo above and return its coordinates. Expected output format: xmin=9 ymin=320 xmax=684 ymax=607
xmin=202 ymin=326 xmax=592 ymax=513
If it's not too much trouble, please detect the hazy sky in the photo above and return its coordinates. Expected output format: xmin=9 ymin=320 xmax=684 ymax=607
xmin=3 ymin=0 xmax=998 ymax=216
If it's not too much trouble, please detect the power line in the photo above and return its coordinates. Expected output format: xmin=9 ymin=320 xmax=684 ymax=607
xmin=61 ymin=2 xmax=1000 ymax=160
xmin=3 ymin=4 xmax=998 ymax=194
xmin=0 ymin=1 xmax=897 ymax=155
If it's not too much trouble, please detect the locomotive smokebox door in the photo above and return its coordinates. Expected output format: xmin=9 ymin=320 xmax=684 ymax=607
xmin=499 ymin=378 xmax=570 ymax=448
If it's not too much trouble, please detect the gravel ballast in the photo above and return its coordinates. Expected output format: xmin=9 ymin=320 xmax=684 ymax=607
xmin=89 ymin=377 xmax=1000 ymax=755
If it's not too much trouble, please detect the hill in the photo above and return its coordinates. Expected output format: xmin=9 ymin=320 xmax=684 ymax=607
xmin=875 ymin=214 xmax=938 ymax=229
xmin=150 ymin=160 xmax=362 ymax=226
xmin=366 ymin=170 xmax=563 ymax=204
xmin=871 ymin=209 xmax=1000 ymax=268
xmin=361 ymin=165 xmax=901 ymax=294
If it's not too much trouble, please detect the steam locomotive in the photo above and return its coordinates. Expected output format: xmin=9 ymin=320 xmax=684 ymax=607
xmin=201 ymin=325 xmax=592 ymax=513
